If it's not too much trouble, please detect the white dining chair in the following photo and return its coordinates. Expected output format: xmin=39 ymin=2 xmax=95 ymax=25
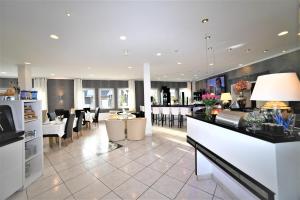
xmin=161 ymin=107 xmax=170 ymax=127
xmin=170 ymin=107 xmax=180 ymax=128
xmin=179 ymin=107 xmax=192 ymax=127
xmin=152 ymin=107 xmax=161 ymax=125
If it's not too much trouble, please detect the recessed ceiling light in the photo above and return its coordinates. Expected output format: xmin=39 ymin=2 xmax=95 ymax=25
xmin=24 ymin=62 xmax=31 ymax=65
xmin=50 ymin=73 xmax=55 ymax=76
xmin=298 ymin=32 xmax=300 ymax=36
xmin=263 ymin=49 xmax=269 ymax=53
xmin=239 ymin=64 xmax=243 ymax=67
xmin=128 ymin=66 xmax=133 ymax=69
xmin=201 ymin=18 xmax=209 ymax=23
xmin=65 ymin=11 xmax=71 ymax=17
xmin=282 ymin=50 xmax=286 ymax=53
xmin=209 ymin=63 xmax=214 ymax=66
xmin=228 ymin=43 xmax=245 ymax=49
xmin=177 ymin=62 xmax=182 ymax=65
xmin=50 ymin=34 xmax=59 ymax=40
xmin=120 ymin=35 xmax=127 ymax=40
xmin=180 ymin=74 xmax=184 ymax=76
xmin=1 ymin=72 xmax=7 ymax=74
xmin=156 ymin=52 xmax=162 ymax=56
xmin=89 ymin=74 xmax=94 ymax=76
xmin=193 ymin=74 xmax=198 ymax=77
xmin=277 ymin=31 xmax=288 ymax=36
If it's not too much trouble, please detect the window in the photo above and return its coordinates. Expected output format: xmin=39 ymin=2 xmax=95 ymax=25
xmin=99 ymin=88 xmax=114 ymax=109
xmin=118 ymin=88 xmax=129 ymax=108
xmin=151 ymin=88 xmax=159 ymax=104
xmin=83 ymin=88 xmax=95 ymax=109
xmin=170 ymin=88 xmax=178 ymax=104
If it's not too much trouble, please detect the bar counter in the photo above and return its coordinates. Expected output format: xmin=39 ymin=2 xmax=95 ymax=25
xmin=187 ymin=114 xmax=300 ymax=200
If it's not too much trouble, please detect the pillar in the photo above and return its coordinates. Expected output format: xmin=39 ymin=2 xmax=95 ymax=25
xmin=128 ymin=80 xmax=136 ymax=112
xmin=18 ymin=64 xmax=32 ymax=90
xmin=144 ymin=63 xmax=152 ymax=135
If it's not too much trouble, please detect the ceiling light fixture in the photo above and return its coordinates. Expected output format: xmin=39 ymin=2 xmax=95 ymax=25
xmin=277 ymin=31 xmax=288 ymax=36
xmin=201 ymin=18 xmax=209 ymax=23
xmin=50 ymin=34 xmax=59 ymax=40
xmin=87 ymin=67 xmax=91 ymax=70
xmin=123 ymin=49 xmax=129 ymax=56
xmin=209 ymin=63 xmax=214 ymax=66
xmin=128 ymin=66 xmax=133 ymax=69
xmin=177 ymin=62 xmax=182 ymax=65
xmin=228 ymin=43 xmax=245 ymax=49
xmin=239 ymin=64 xmax=243 ymax=67
xmin=24 ymin=62 xmax=31 ymax=65
xmin=180 ymin=74 xmax=184 ymax=76
xmin=50 ymin=73 xmax=55 ymax=76
xmin=156 ymin=52 xmax=162 ymax=56
xmin=1 ymin=72 xmax=7 ymax=74
xmin=263 ymin=49 xmax=269 ymax=53
xmin=298 ymin=32 xmax=300 ymax=36
xmin=120 ymin=35 xmax=127 ymax=40
xmin=282 ymin=50 xmax=286 ymax=53
xmin=65 ymin=11 xmax=71 ymax=17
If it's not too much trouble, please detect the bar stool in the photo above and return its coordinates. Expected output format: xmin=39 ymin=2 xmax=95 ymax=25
xmin=179 ymin=107 xmax=191 ymax=127
xmin=152 ymin=107 xmax=161 ymax=125
xmin=161 ymin=107 xmax=170 ymax=127
xmin=170 ymin=107 xmax=180 ymax=128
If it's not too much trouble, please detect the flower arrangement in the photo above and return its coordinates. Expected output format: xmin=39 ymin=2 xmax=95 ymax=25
xmin=202 ymin=93 xmax=219 ymax=106
xmin=234 ymin=80 xmax=250 ymax=93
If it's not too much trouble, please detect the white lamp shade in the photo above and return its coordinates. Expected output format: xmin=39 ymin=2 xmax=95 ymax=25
xmin=220 ymin=93 xmax=232 ymax=101
xmin=250 ymin=73 xmax=300 ymax=101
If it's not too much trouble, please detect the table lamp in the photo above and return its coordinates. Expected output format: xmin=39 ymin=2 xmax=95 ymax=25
xmin=220 ymin=92 xmax=232 ymax=109
xmin=250 ymin=73 xmax=300 ymax=109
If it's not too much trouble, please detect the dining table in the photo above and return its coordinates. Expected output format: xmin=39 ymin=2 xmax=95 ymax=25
xmin=42 ymin=118 xmax=77 ymax=148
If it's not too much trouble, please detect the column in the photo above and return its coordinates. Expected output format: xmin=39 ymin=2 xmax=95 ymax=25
xmin=187 ymin=82 xmax=192 ymax=105
xmin=128 ymin=80 xmax=136 ymax=112
xmin=18 ymin=64 xmax=32 ymax=90
xmin=74 ymin=79 xmax=83 ymax=109
xmin=143 ymin=63 xmax=152 ymax=135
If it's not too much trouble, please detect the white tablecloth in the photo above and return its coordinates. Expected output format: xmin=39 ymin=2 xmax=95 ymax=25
xmin=43 ymin=118 xmax=77 ymax=137
xmin=85 ymin=112 xmax=95 ymax=123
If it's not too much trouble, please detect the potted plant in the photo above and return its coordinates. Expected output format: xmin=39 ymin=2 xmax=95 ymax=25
xmin=202 ymin=93 xmax=219 ymax=120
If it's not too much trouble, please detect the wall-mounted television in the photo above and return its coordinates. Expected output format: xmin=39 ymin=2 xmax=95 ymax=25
xmin=207 ymin=75 xmax=226 ymax=96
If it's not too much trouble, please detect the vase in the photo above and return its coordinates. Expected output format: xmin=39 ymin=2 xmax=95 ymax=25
xmin=237 ymin=91 xmax=246 ymax=109
xmin=205 ymin=105 xmax=213 ymax=120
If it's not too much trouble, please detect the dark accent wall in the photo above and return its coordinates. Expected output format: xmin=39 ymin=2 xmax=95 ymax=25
xmin=82 ymin=80 xmax=128 ymax=112
xmin=47 ymin=79 xmax=74 ymax=112
xmin=196 ymin=50 xmax=300 ymax=92
xmin=135 ymin=81 xmax=187 ymax=111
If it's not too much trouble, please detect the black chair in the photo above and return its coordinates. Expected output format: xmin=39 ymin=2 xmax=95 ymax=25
xmin=83 ymin=107 xmax=90 ymax=113
xmin=93 ymin=107 xmax=100 ymax=123
xmin=63 ymin=114 xmax=75 ymax=140
xmin=47 ymin=112 xmax=56 ymax=121
xmin=62 ymin=110 xmax=70 ymax=118
xmin=55 ymin=109 xmax=65 ymax=116
xmin=73 ymin=112 xmax=83 ymax=137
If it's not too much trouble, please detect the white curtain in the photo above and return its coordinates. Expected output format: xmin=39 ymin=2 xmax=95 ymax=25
xmin=74 ymin=79 xmax=84 ymax=109
xmin=33 ymin=78 xmax=48 ymax=110
xmin=128 ymin=80 xmax=136 ymax=112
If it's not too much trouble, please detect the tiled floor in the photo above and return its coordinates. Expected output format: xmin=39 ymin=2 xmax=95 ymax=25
xmin=9 ymin=122 xmax=235 ymax=200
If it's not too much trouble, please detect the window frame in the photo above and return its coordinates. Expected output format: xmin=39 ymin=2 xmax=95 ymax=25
xmin=99 ymin=88 xmax=115 ymax=109
xmin=82 ymin=88 xmax=96 ymax=109
xmin=117 ymin=88 xmax=129 ymax=109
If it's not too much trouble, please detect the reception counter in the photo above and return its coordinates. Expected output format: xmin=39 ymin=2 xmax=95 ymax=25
xmin=187 ymin=114 xmax=300 ymax=200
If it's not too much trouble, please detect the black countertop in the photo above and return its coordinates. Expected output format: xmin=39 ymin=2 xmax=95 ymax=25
xmin=187 ymin=114 xmax=300 ymax=143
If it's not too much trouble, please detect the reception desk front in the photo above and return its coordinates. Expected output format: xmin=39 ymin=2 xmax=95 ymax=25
xmin=187 ymin=115 xmax=300 ymax=200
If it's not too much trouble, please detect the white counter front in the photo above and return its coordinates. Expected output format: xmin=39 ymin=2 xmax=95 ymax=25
xmin=187 ymin=116 xmax=300 ymax=200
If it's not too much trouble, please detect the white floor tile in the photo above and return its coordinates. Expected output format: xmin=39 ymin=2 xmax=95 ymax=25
xmin=151 ymin=175 xmax=185 ymax=199
xmin=175 ymin=185 xmax=213 ymax=200
xmin=138 ymin=188 xmax=169 ymax=200
xmin=134 ymin=167 xmax=162 ymax=186
xmin=99 ymin=169 xmax=131 ymax=190
xmin=114 ymin=178 xmax=148 ymax=200
xmin=187 ymin=175 xmax=217 ymax=195
xmin=119 ymin=161 xmax=145 ymax=176
xmin=73 ymin=180 xmax=110 ymax=200
xmin=64 ymin=172 xmax=98 ymax=194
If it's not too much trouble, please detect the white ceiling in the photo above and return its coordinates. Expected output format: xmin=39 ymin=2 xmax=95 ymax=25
xmin=0 ymin=0 xmax=299 ymax=81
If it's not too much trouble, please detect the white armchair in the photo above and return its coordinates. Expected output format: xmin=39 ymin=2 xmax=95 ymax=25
xmin=127 ymin=118 xmax=146 ymax=141
xmin=105 ymin=119 xmax=126 ymax=141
